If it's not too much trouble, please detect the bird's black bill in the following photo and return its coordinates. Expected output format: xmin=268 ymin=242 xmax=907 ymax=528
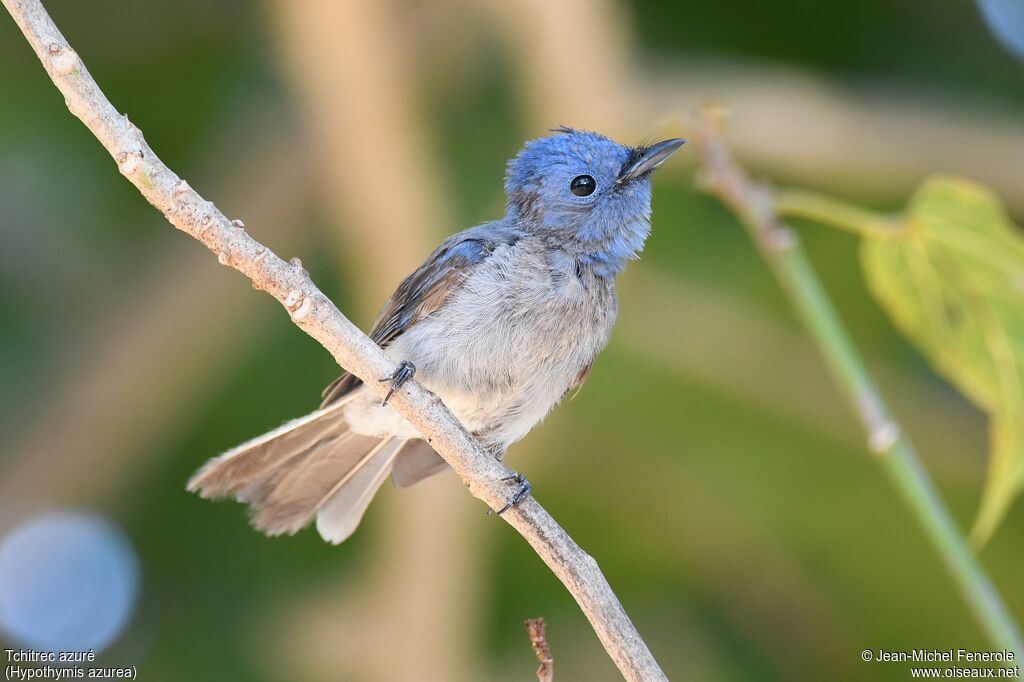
xmin=617 ymin=138 xmax=686 ymax=184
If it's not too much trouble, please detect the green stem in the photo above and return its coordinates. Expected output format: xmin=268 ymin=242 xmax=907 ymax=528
xmin=774 ymin=188 xmax=903 ymax=237
xmin=780 ymin=248 xmax=1023 ymax=660
xmin=695 ymin=127 xmax=1023 ymax=659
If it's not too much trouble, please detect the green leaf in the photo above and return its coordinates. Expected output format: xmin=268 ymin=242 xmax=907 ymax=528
xmin=856 ymin=176 xmax=1024 ymax=547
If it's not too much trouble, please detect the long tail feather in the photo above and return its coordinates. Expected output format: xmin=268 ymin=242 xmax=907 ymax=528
xmin=391 ymin=439 xmax=448 ymax=487
xmin=187 ymin=393 xmax=357 ymax=498
xmin=187 ymin=393 xmax=405 ymax=542
xmin=245 ymin=432 xmax=385 ymax=535
xmin=316 ymin=439 xmax=406 ymax=544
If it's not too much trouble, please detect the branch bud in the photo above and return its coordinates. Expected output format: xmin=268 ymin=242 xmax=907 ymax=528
xmin=291 ymin=296 xmax=312 ymax=320
xmin=116 ymin=150 xmax=143 ymax=175
xmin=48 ymin=43 xmax=79 ymax=75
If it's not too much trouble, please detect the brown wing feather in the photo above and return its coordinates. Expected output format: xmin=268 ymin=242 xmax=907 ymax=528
xmin=565 ymin=361 xmax=593 ymax=400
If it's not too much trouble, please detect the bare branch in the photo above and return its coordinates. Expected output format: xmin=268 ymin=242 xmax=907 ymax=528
xmin=1 ymin=1 xmax=666 ymax=679
xmin=525 ymin=617 xmax=554 ymax=682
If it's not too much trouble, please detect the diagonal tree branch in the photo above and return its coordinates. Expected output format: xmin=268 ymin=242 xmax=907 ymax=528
xmin=0 ymin=1 xmax=666 ymax=680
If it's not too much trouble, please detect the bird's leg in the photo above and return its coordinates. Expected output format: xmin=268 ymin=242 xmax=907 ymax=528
xmin=379 ymin=360 xmax=416 ymax=406
xmin=490 ymin=471 xmax=532 ymax=516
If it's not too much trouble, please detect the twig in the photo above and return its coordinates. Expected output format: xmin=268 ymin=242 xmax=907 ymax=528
xmin=525 ymin=618 xmax=554 ymax=682
xmin=0 ymin=2 xmax=667 ymax=680
xmin=692 ymin=114 xmax=1024 ymax=660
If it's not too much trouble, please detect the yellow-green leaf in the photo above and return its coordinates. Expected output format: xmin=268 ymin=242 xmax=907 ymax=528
xmin=857 ymin=176 xmax=1024 ymax=547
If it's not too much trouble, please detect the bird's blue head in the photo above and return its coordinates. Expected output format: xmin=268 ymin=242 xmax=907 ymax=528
xmin=504 ymin=127 xmax=684 ymax=278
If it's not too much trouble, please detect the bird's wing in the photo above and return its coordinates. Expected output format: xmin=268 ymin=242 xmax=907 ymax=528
xmin=320 ymin=223 xmax=521 ymax=407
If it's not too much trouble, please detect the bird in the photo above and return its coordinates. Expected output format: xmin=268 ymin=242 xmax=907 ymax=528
xmin=188 ymin=128 xmax=684 ymax=544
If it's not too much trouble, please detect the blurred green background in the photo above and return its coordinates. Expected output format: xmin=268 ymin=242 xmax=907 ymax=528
xmin=2 ymin=1 xmax=1023 ymax=680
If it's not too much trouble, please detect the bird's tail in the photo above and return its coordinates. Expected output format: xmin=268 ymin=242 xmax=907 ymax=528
xmin=187 ymin=395 xmax=405 ymax=544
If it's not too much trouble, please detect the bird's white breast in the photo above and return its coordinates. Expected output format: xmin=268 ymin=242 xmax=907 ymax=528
xmin=343 ymin=239 xmax=616 ymax=453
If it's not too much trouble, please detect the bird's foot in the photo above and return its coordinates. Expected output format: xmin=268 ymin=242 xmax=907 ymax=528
xmin=489 ymin=471 xmax=532 ymax=516
xmin=379 ymin=360 xmax=416 ymax=406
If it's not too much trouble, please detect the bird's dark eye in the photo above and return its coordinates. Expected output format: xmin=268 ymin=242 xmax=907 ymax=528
xmin=569 ymin=174 xmax=596 ymax=197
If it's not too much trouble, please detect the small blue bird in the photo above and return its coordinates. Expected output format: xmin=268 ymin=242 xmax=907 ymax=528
xmin=188 ymin=128 xmax=684 ymax=543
